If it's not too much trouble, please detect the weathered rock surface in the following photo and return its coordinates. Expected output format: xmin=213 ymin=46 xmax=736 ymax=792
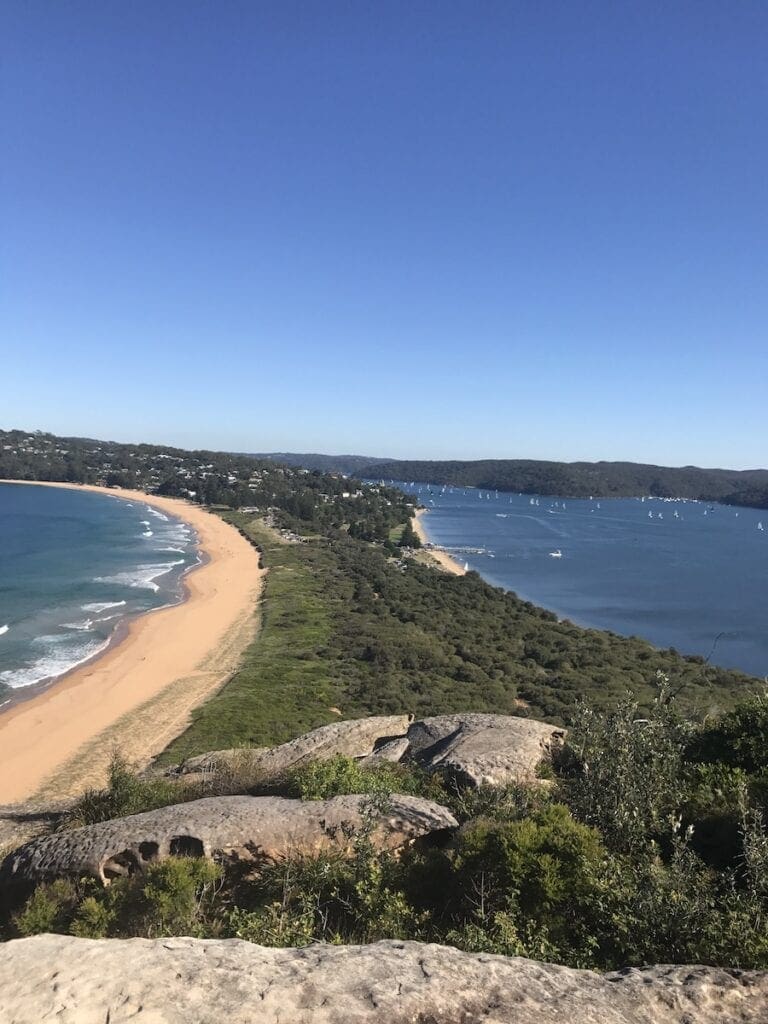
xmin=1 ymin=935 xmax=765 ymax=1024
xmin=169 ymin=747 xmax=269 ymax=776
xmin=164 ymin=713 xmax=565 ymax=790
xmin=0 ymin=794 xmax=457 ymax=886
xmin=359 ymin=736 xmax=411 ymax=765
xmin=407 ymin=713 xmax=566 ymax=786
xmin=170 ymin=715 xmax=412 ymax=777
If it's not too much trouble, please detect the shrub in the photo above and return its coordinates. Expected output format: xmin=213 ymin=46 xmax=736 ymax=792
xmin=558 ymin=683 xmax=691 ymax=853
xmin=448 ymin=803 xmax=606 ymax=965
xmin=63 ymin=753 xmax=185 ymax=828
xmin=127 ymin=858 xmax=222 ymax=937
xmin=686 ymin=694 xmax=768 ymax=775
xmin=225 ymin=845 xmax=424 ymax=946
xmin=287 ymin=755 xmax=429 ymax=801
xmin=70 ymin=896 xmax=115 ymax=939
xmin=14 ymin=879 xmax=79 ymax=937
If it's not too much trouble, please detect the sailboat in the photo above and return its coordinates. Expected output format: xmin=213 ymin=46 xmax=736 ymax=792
xmin=463 ymin=561 xmax=469 ymax=572
xmin=759 ymin=522 xmax=764 ymax=532
xmin=549 ymin=549 xmax=563 ymax=558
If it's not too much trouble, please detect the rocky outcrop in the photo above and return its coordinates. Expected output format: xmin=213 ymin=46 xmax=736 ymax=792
xmin=407 ymin=713 xmax=566 ymax=786
xmin=170 ymin=715 xmax=412 ymax=777
xmin=0 ymin=935 xmax=765 ymax=1024
xmin=359 ymin=736 xmax=411 ymax=765
xmin=165 ymin=713 xmax=565 ymax=790
xmin=0 ymin=794 xmax=457 ymax=886
xmin=169 ymin=747 xmax=269 ymax=776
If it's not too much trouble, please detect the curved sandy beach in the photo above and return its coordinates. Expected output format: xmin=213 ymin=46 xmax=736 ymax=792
xmin=0 ymin=482 xmax=264 ymax=804
xmin=413 ymin=509 xmax=465 ymax=575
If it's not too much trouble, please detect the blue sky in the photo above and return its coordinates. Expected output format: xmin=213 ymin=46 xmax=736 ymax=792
xmin=2 ymin=2 xmax=766 ymax=467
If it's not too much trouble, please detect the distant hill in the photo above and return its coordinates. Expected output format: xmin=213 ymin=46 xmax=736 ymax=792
xmin=256 ymin=453 xmax=768 ymax=507
xmin=360 ymin=458 xmax=768 ymax=508
xmin=255 ymin=453 xmax=394 ymax=476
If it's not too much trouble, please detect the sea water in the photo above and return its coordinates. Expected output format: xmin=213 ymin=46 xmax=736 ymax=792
xmin=0 ymin=483 xmax=199 ymax=699
xmin=394 ymin=482 xmax=768 ymax=678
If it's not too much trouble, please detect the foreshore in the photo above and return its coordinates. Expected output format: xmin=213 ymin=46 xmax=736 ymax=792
xmin=0 ymin=482 xmax=265 ymax=804
xmin=413 ymin=509 xmax=466 ymax=575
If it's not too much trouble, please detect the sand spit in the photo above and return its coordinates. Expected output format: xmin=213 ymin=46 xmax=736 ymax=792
xmin=0 ymin=482 xmax=264 ymax=803
xmin=413 ymin=509 xmax=465 ymax=575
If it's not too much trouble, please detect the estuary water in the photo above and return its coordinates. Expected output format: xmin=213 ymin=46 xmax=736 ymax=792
xmin=0 ymin=483 xmax=200 ymax=699
xmin=395 ymin=482 xmax=768 ymax=679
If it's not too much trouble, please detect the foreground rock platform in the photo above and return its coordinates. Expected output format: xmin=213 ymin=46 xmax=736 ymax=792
xmin=0 ymin=794 xmax=457 ymax=886
xmin=0 ymin=936 xmax=765 ymax=1024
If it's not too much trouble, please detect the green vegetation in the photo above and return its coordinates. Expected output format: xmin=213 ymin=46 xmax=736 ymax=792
xmin=159 ymin=511 xmax=752 ymax=767
xmin=4 ymin=427 xmax=768 ymax=970
xmin=365 ymin=457 xmax=768 ymax=507
xmin=6 ymin=688 xmax=768 ymax=970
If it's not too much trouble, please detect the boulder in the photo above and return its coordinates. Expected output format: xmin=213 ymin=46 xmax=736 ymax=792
xmin=169 ymin=715 xmax=412 ymax=778
xmin=0 ymin=794 xmax=456 ymax=886
xmin=0 ymin=935 xmax=765 ymax=1024
xmin=407 ymin=713 xmax=566 ymax=787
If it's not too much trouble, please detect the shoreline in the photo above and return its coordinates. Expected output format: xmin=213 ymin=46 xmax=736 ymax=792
xmin=0 ymin=481 xmax=265 ymax=804
xmin=413 ymin=509 xmax=466 ymax=575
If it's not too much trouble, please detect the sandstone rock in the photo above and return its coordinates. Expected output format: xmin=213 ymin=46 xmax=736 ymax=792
xmin=170 ymin=747 xmax=268 ymax=776
xmin=359 ymin=736 xmax=411 ymax=765
xmin=0 ymin=794 xmax=456 ymax=887
xmin=0 ymin=935 xmax=765 ymax=1024
xmin=169 ymin=715 xmax=412 ymax=778
xmin=407 ymin=713 xmax=566 ymax=786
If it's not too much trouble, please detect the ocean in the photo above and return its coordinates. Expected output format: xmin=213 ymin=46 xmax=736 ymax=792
xmin=0 ymin=483 xmax=200 ymax=701
xmin=395 ymin=482 xmax=768 ymax=679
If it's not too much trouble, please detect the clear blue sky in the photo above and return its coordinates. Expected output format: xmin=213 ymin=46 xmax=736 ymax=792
xmin=2 ymin=2 xmax=766 ymax=467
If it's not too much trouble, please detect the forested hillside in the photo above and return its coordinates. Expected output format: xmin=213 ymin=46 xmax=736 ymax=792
xmin=363 ymin=458 xmax=768 ymax=507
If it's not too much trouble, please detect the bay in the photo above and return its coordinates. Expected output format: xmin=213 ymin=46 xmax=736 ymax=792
xmin=396 ymin=482 xmax=768 ymax=678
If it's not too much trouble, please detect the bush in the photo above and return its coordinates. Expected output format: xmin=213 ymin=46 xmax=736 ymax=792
xmin=70 ymin=896 xmax=115 ymax=938
xmin=686 ymin=694 xmax=768 ymax=775
xmin=14 ymin=879 xmax=79 ymax=937
xmin=558 ymin=683 xmax=691 ymax=853
xmin=448 ymin=803 xmax=606 ymax=965
xmin=287 ymin=755 xmax=429 ymax=801
xmin=63 ymin=753 xmax=184 ymax=828
xmin=125 ymin=858 xmax=222 ymax=938
xmin=226 ymin=845 xmax=425 ymax=946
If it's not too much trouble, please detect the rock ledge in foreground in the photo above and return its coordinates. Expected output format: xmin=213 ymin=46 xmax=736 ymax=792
xmin=0 ymin=936 xmax=765 ymax=1024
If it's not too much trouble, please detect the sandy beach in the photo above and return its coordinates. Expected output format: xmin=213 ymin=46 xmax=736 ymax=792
xmin=413 ymin=509 xmax=466 ymax=575
xmin=0 ymin=482 xmax=264 ymax=803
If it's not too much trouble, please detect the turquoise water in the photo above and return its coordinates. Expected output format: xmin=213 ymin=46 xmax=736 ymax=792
xmin=0 ymin=484 xmax=199 ymax=698
xmin=395 ymin=482 xmax=768 ymax=678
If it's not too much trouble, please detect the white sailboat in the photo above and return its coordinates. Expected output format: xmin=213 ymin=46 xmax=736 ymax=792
xmin=549 ymin=549 xmax=562 ymax=558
